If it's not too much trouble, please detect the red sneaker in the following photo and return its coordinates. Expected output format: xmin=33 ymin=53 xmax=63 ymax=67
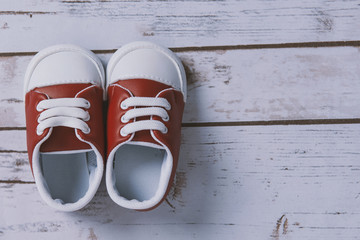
xmin=106 ymin=41 xmax=187 ymax=210
xmin=24 ymin=45 xmax=105 ymax=211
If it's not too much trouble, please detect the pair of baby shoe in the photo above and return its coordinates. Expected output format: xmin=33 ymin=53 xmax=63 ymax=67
xmin=24 ymin=41 xmax=187 ymax=211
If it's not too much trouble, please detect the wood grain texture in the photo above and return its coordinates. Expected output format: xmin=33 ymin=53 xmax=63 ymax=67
xmin=1 ymin=124 xmax=360 ymax=239
xmin=1 ymin=46 xmax=360 ymax=127
xmin=0 ymin=0 xmax=360 ymax=52
xmin=1 ymin=1 xmax=360 ymax=238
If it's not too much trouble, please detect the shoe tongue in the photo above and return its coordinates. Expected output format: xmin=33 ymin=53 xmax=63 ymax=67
xmin=129 ymin=127 xmax=162 ymax=147
xmin=37 ymin=83 xmax=93 ymax=153
xmin=117 ymin=79 xmax=171 ymax=147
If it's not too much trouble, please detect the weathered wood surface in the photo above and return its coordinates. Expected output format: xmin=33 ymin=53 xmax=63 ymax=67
xmin=2 ymin=125 xmax=360 ymax=239
xmin=1 ymin=46 xmax=360 ymax=128
xmin=0 ymin=0 xmax=360 ymax=52
xmin=1 ymin=0 xmax=360 ymax=239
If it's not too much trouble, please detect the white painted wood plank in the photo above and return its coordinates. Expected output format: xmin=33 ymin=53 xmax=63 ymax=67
xmin=1 ymin=46 xmax=360 ymax=127
xmin=0 ymin=153 xmax=30 ymax=182
xmin=0 ymin=130 xmax=30 ymax=182
xmin=1 ymin=124 xmax=360 ymax=239
xmin=0 ymin=0 xmax=360 ymax=52
xmin=0 ymin=130 xmax=25 ymax=152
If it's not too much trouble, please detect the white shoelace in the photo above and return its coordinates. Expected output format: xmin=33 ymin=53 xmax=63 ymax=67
xmin=120 ymin=97 xmax=171 ymax=137
xmin=36 ymin=98 xmax=91 ymax=135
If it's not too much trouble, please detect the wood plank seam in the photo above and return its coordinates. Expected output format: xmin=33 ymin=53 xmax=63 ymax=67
xmin=1 ymin=40 xmax=360 ymax=57
xmin=0 ymin=11 xmax=56 ymax=16
xmin=2 ymin=118 xmax=360 ymax=131
xmin=0 ymin=180 xmax=34 ymax=184
xmin=182 ymin=118 xmax=360 ymax=127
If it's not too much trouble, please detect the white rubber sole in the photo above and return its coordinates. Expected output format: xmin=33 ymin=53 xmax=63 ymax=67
xmin=106 ymin=41 xmax=187 ymax=102
xmin=24 ymin=44 xmax=106 ymax=99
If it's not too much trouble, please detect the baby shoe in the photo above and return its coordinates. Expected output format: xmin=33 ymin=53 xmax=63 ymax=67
xmin=106 ymin=41 xmax=187 ymax=210
xmin=24 ymin=45 xmax=105 ymax=211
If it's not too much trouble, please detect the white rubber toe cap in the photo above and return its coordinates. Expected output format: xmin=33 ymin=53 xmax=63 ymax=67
xmin=24 ymin=44 xmax=105 ymax=94
xmin=107 ymin=41 xmax=187 ymax=101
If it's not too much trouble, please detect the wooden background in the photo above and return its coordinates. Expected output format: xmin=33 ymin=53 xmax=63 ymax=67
xmin=1 ymin=0 xmax=360 ymax=239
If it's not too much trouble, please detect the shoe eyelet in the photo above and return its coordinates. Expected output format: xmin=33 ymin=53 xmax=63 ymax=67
xmin=36 ymin=104 xmax=43 ymax=112
xmin=85 ymin=100 xmax=91 ymax=109
xmin=120 ymin=101 xmax=128 ymax=110
xmin=165 ymin=104 xmax=171 ymax=111
xmin=36 ymin=128 xmax=43 ymax=136
xmin=120 ymin=128 xmax=128 ymax=137
xmin=121 ymin=115 xmax=129 ymax=123
xmin=162 ymin=115 xmax=170 ymax=122
xmin=162 ymin=127 xmax=168 ymax=134
xmin=82 ymin=127 xmax=91 ymax=134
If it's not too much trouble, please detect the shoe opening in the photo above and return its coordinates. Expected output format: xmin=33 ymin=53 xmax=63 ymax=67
xmin=113 ymin=144 xmax=166 ymax=202
xmin=40 ymin=150 xmax=97 ymax=204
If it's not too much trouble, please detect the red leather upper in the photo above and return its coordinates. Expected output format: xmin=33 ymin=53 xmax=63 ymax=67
xmin=25 ymin=83 xmax=105 ymax=172
xmin=106 ymin=78 xmax=185 ymax=210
